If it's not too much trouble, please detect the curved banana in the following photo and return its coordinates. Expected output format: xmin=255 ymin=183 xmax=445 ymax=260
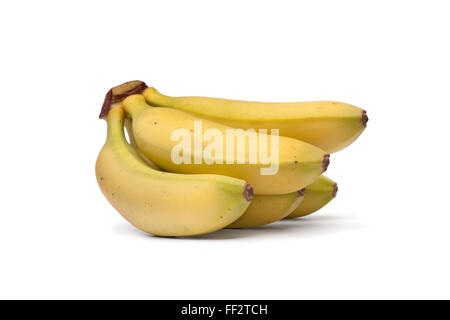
xmin=227 ymin=189 xmax=305 ymax=228
xmin=95 ymin=107 xmax=253 ymax=237
xmin=122 ymin=94 xmax=329 ymax=195
xmin=143 ymin=87 xmax=367 ymax=153
xmin=287 ymin=176 xmax=337 ymax=218
xmin=125 ymin=117 xmax=305 ymax=229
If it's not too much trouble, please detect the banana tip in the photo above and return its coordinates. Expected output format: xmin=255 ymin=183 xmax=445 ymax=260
xmin=332 ymin=183 xmax=338 ymax=198
xmin=298 ymin=188 xmax=306 ymax=197
xmin=243 ymin=183 xmax=254 ymax=201
xmin=323 ymin=154 xmax=330 ymax=172
xmin=362 ymin=110 xmax=368 ymax=127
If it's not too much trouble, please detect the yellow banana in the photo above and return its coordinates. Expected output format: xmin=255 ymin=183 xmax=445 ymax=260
xmin=124 ymin=117 xmax=162 ymax=170
xmin=227 ymin=189 xmax=305 ymax=228
xmin=143 ymin=87 xmax=367 ymax=153
xmin=287 ymin=175 xmax=337 ymax=218
xmin=125 ymin=117 xmax=305 ymax=229
xmin=122 ymin=94 xmax=329 ymax=195
xmin=95 ymin=107 xmax=253 ymax=237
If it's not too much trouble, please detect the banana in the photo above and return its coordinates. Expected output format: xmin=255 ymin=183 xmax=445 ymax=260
xmin=95 ymin=107 xmax=253 ymax=237
xmin=143 ymin=87 xmax=367 ymax=153
xmin=125 ymin=116 xmax=305 ymax=229
xmin=227 ymin=189 xmax=305 ymax=228
xmin=122 ymin=94 xmax=329 ymax=195
xmin=286 ymin=175 xmax=337 ymax=218
xmin=124 ymin=117 xmax=162 ymax=170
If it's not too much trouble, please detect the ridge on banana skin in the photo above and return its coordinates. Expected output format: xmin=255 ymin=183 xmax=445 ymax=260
xmin=125 ymin=120 xmax=305 ymax=229
xmin=286 ymin=175 xmax=337 ymax=218
xmin=122 ymin=94 xmax=329 ymax=195
xmin=95 ymin=107 xmax=253 ymax=237
xmin=143 ymin=87 xmax=368 ymax=154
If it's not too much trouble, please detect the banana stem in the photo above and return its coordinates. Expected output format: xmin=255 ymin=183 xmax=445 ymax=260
xmin=143 ymin=87 xmax=169 ymax=107
xmin=122 ymin=95 xmax=150 ymax=118
xmin=106 ymin=108 xmax=127 ymax=144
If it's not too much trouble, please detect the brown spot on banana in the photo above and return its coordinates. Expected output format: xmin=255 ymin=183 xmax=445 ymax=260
xmin=298 ymin=188 xmax=306 ymax=197
xmin=243 ymin=183 xmax=254 ymax=201
xmin=332 ymin=183 xmax=338 ymax=198
xmin=323 ymin=154 xmax=330 ymax=172
xmin=361 ymin=110 xmax=369 ymax=127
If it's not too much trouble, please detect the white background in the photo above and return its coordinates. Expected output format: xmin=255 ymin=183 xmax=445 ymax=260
xmin=1 ymin=0 xmax=449 ymax=299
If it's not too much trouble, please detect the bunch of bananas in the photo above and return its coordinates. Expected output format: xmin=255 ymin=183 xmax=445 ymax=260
xmin=96 ymin=81 xmax=367 ymax=236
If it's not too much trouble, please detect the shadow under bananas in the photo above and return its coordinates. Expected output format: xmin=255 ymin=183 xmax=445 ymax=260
xmin=112 ymin=213 xmax=365 ymax=240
